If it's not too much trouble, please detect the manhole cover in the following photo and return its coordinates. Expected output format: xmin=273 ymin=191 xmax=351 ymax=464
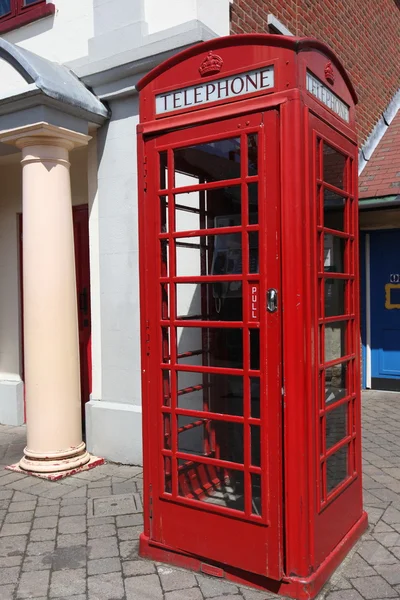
xmin=88 ymin=493 xmax=142 ymax=517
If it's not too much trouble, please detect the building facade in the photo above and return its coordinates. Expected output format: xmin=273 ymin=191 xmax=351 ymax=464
xmin=0 ymin=0 xmax=398 ymax=468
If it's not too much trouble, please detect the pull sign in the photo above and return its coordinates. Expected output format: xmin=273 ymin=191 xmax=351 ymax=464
xmin=249 ymin=284 xmax=259 ymax=321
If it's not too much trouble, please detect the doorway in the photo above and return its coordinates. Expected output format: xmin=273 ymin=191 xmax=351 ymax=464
xmin=20 ymin=205 xmax=92 ymax=420
xmin=141 ymin=111 xmax=283 ymax=578
xmin=363 ymin=229 xmax=400 ymax=391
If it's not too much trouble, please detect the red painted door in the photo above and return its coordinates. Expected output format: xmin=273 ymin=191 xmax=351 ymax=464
xmin=142 ymin=111 xmax=283 ymax=578
xmin=20 ymin=205 xmax=91 ymax=421
xmin=72 ymin=205 xmax=92 ymax=418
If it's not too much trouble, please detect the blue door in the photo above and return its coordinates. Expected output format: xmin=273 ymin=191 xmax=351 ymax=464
xmin=370 ymin=229 xmax=400 ymax=391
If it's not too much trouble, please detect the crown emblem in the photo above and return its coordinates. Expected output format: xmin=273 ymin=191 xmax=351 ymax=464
xmin=324 ymin=61 xmax=335 ymax=85
xmin=199 ymin=51 xmax=223 ymax=77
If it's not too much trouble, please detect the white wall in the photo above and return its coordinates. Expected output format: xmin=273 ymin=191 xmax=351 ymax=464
xmin=3 ymin=0 xmax=94 ymax=63
xmin=145 ymin=0 xmax=231 ymax=36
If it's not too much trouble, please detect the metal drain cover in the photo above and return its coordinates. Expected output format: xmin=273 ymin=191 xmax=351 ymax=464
xmin=88 ymin=493 xmax=142 ymax=517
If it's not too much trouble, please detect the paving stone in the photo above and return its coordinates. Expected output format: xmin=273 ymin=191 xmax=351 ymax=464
xmin=30 ymin=528 xmax=57 ymax=542
xmin=374 ymin=532 xmax=400 ymax=547
xmin=16 ymin=570 xmax=50 ymax=598
xmin=119 ymin=539 xmax=140 ymax=560
xmin=158 ymin=566 xmax=198 ymax=591
xmin=117 ymin=525 xmax=142 ymax=541
xmin=0 ymin=555 xmax=23 ymax=568
xmin=88 ymin=572 xmax=125 ymax=599
xmin=324 ymin=589 xmax=366 ymax=600
xmin=358 ymin=541 xmax=398 ymax=566
xmin=0 ymin=535 xmax=27 ymax=556
xmin=197 ymin=575 xmax=239 ymax=597
xmin=26 ymin=540 xmax=56 ymax=556
xmin=56 ymin=533 xmax=87 ymax=547
xmin=0 ymin=490 xmax=14 ymax=500
xmin=123 ymin=560 xmax=156 ymax=576
xmin=58 ymin=515 xmax=86 ymax=534
xmin=0 ymin=566 xmax=21 ymax=584
xmin=375 ymin=563 xmax=400 ymax=585
xmin=32 ymin=516 xmax=59 ymax=530
xmin=125 ymin=574 xmax=163 ymax=599
xmin=22 ymin=553 xmax=53 ymax=571
xmin=37 ymin=497 xmax=60 ymax=506
xmin=87 ymin=516 xmax=115 ymax=525
xmin=0 ymin=522 xmax=30 ymax=537
xmin=116 ymin=513 xmax=143 ymax=527
xmin=88 ymin=536 xmax=119 ymax=559
xmin=60 ymin=495 xmax=88 ymax=506
xmin=0 ymin=584 xmax=16 ymax=600
xmin=87 ymin=487 xmax=113 ymax=498
xmin=59 ymin=503 xmax=86 ymax=517
xmin=88 ymin=478 xmax=113 ymax=488
xmin=240 ymin=589 xmax=279 ymax=600
xmin=52 ymin=596 xmax=85 ymax=600
xmin=4 ymin=510 xmax=34 ymax=524
xmin=8 ymin=501 xmax=36 ymax=513
xmin=50 ymin=568 xmax=86 ymax=597
xmin=52 ymin=545 xmax=87 ymax=570
xmin=88 ymin=523 xmax=116 ymax=539
xmin=351 ymin=574 xmax=398 ymax=598
xmin=35 ymin=505 xmax=60 ymax=517
xmin=165 ymin=588 xmax=204 ymax=600
xmin=89 ymin=493 xmax=141 ymax=517
xmin=88 ymin=557 xmax=122 ymax=575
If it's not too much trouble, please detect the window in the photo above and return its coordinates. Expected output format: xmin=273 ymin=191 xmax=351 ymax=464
xmin=0 ymin=0 xmax=54 ymax=34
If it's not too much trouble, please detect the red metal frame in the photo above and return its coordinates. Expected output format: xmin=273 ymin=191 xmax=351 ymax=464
xmin=137 ymin=34 xmax=367 ymax=599
xmin=0 ymin=0 xmax=54 ymax=34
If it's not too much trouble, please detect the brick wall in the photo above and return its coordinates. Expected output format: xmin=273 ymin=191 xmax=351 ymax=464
xmin=230 ymin=0 xmax=400 ymax=144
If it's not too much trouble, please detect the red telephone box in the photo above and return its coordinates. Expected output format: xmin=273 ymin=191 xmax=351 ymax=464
xmin=137 ymin=35 xmax=367 ymax=599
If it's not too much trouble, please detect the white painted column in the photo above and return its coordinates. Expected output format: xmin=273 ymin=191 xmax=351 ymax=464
xmin=0 ymin=123 xmax=91 ymax=473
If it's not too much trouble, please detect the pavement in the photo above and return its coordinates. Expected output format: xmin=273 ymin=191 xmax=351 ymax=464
xmin=0 ymin=390 xmax=400 ymax=600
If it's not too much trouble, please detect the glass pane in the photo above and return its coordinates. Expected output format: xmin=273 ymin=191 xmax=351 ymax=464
xmin=24 ymin=0 xmax=40 ymax=4
xmin=249 ymin=183 xmax=258 ymax=224
xmin=175 ymin=232 xmax=242 ymax=278
xmin=325 ymin=279 xmax=345 ymax=317
xmin=178 ymin=417 xmax=243 ymax=464
xmin=160 ymin=152 xmax=168 ymax=189
xmin=174 ymin=138 xmax=241 ymax=185
xmin=325 ymin=362 xmax=349 ymax=404
xmin=177 ymin=327 xmax=243 ymax=369
xmin=250 ymin=329 xmax=260 ymax=370
xmin=175 ymin=186 xmax=242 ymax=233
xmin=163 ymin=414 xmax=171 ymax=450
xmin=251 ymin=425 xmax=260 ymax=466
xmin=164 ymin=457 xmax=172 ymax=493
xmin=178 ymin=460 xmax=245 ymax=512
xmin=324 ymin=189 xmax=346 ymax=232
xmin=161 ymin=327 xmax=170 ymax=363
xmin=323 ymin=143 xmax=346 ymax=190
xmin=177 ymin=371 xmax=244 ymax=416
xmin=249 ymin=232 xmax=259 ymax=273
xmin=160 ymin=196 xmax=168 ymax=233
xmin=327 ymin=445 xmax=348 ymax=494
xmin=325 ymin=320 xmax=346 ymax=363
xmin=0 ymin=0 xmax=11 ymax=16
xmin=176 ymin=283 xmax=242 ymax=321
xmin=250 ymin=377 xmax=260 ymax=418
xmin=324 ymin=234 xmax=345 ymax=273
xmin=248 ymin=134 xmax=258 ymax=176
xmin=161 ymin=240 xmax=169 ymax=276
xmin=162 ymin=371 xmax=171 ymax=407
xmin=161 ymin=284 xmax=169 ymax=319
xmin=326 ymin=402 xmax=348 ymax=450
xmin=251 ymin=473 xmax=262 ymax=516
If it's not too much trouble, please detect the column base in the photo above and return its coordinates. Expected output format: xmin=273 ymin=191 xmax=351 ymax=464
xmin=6 ymin=453 xmax=104 ymax=481
xmin=19 ymin=441 xmax=91 ymax=474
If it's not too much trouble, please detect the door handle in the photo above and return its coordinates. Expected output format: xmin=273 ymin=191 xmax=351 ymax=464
xmin=267 ymin=288 xmax=278 ymax=313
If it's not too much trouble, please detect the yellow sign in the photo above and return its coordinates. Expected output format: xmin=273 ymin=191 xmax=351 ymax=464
xmin=385 ymin=283 xmax=400 ymax=310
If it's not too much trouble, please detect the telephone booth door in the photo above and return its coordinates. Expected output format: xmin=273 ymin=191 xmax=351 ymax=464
xmin=141 ymin=110 xmax=283 ymax=579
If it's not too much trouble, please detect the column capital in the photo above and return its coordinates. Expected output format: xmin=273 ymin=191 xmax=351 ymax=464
xmin=0 ymin=122 xmax=91 ymax=151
